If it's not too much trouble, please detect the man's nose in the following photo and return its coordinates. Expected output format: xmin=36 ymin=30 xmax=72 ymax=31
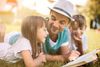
xmin=53 ymin=21 xmax=59 ymax=28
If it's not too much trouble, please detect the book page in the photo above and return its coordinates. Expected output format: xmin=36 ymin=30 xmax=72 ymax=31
xmin=62 ymin=49 xmax=98 ymax=67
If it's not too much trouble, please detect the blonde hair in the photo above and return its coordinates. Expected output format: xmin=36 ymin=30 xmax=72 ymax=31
xmin=21 ymin=16 xmax=46 ymax=58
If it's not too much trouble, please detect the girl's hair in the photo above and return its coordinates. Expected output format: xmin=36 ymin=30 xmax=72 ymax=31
xmin=72 ymin=15 xmax=86 ymax=30
xmin=21 ymin=16 xmax=46 ymax=58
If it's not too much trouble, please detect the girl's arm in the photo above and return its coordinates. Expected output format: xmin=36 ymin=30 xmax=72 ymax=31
xmin=71 ymin=31 xmax=84 ymax=55
xmin=21 ymin=50 xmax=46 ymax=67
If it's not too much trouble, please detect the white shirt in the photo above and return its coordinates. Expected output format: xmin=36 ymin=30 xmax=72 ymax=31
xmin=82 ymin=33 xmax=88 ymax=51
xmin=0 ymin=36 xmax=32 ymax=63
xmin=4 ymin=32 xmax=20 ymax=45
xmin=49 ymin=38 xmax=69 ymax=47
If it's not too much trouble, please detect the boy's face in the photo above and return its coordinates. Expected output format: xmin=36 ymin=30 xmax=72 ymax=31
xmin=47 ymin=11 xmax=70 ymax=35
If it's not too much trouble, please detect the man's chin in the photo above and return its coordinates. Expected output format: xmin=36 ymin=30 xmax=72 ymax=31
xmin=51 ymin=30 xmax=59 ymax=35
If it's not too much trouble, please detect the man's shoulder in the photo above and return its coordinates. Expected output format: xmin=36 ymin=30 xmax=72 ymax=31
xmin=63 ymin=27 xmax=70 ymax=32
xmin=62 ymin=27 xmax=70 ymax=35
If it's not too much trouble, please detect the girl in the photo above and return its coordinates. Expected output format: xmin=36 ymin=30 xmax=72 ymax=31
xmin=0 ymin=16 xmax=48 ymax=67
xmin=69 ymin=14 xmax=88 ymax=56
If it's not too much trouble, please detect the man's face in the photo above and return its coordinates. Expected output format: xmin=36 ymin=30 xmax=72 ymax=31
xmin=47 ymin=11 xmax=70 ymax=35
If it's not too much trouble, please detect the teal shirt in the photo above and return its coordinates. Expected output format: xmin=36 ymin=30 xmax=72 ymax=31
xmin=44 ymin=28 xmax=70 ymax=54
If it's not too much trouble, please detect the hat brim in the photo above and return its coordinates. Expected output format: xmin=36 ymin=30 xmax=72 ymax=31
xmin=49 ymin=7 xmax=73 ymax=21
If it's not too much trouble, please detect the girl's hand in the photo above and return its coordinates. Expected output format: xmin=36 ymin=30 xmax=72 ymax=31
xmin=71 ymin=30 xmax=82 ymax=43
xmin=68 ymin=50 xmax=80 ymax=61
xmin=38 ymin=52 xmax=46 ymax=63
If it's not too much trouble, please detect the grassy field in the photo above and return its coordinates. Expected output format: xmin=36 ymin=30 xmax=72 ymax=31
xmin=0 ymin=23 xmax=100 ymax=67
xmin=86 ymin=29 xmax=100 ymax=51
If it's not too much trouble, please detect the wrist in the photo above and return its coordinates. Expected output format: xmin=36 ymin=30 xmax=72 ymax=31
xmin=35 ymin=57 xmax=42 ymax=66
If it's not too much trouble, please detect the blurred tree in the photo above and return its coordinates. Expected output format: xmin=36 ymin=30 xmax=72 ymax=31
xmin=86 ymin=0 xmax=100 ymax=20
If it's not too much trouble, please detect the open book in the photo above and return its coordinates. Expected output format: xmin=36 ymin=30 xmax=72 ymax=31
xmin=62 ymin=49 xmax=100 ymax=67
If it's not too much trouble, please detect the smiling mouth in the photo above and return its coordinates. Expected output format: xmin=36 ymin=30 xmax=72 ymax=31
xmin=51 ymin=27 xmax=59 ymax=34
xmin=52 ymin=28 xmax=58 ymax=31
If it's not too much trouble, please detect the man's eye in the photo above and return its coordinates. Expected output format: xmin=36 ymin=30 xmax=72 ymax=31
xmin=59 ymin=21 xmax=65 ymax=25
xmin=51 ymin=15 xmax=56 ymax=21
xmin=51 ymin=17 xmax=56 ymax=21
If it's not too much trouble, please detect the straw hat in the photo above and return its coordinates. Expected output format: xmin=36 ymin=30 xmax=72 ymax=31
xmin=49 ymin=0 xmax=75 ymax=20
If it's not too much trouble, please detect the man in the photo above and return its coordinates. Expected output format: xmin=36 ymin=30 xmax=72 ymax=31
xmin=44 ymin=0 xmax=80 ymax=62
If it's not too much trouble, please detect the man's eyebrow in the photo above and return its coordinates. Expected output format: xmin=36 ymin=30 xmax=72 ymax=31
xmin=61 ymin=20 xmax=65 ymax=21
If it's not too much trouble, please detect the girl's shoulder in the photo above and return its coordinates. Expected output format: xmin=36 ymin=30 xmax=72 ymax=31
xmin=16 ymin=36 xmax=30 ymax=45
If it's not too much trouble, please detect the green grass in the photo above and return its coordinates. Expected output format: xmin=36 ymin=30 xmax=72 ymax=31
xmin=86 ymin=29 xmax=100 ymax=51
xmin=0 ymin=23 xmax=100 ymax=67
xmin=0 ymin=60 xmax=25 ymax=67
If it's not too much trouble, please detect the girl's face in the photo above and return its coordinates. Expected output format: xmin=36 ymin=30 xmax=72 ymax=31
xmin=71 ymin=26 xmax=85 ymax=39
xmin=71 ymin=21 xmax=86 ymax=39
xmin=37 ymin=24 xmax=48 ymax=43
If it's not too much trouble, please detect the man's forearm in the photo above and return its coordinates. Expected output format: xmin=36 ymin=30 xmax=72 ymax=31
xmin=46 ymin=54 xmax=65 ymax=62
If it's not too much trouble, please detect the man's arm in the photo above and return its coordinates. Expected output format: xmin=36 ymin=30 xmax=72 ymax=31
xmin=46 ymin=45 xmax=71 ymax=62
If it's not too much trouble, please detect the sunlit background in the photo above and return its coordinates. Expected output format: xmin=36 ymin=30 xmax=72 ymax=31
xmin=0 ymin=0 xmax=100 ymax=51
xmin=7 ymin=0 xmax=86 ymax=13
xmin=0 ymin=0 xmax=100 ymax=67
xmin=0 ymin=0 xmax=87 ymax=22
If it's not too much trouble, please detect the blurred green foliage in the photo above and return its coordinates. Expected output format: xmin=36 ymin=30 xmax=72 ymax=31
xmin=86 ymin=0 xmax=100 ymax=19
